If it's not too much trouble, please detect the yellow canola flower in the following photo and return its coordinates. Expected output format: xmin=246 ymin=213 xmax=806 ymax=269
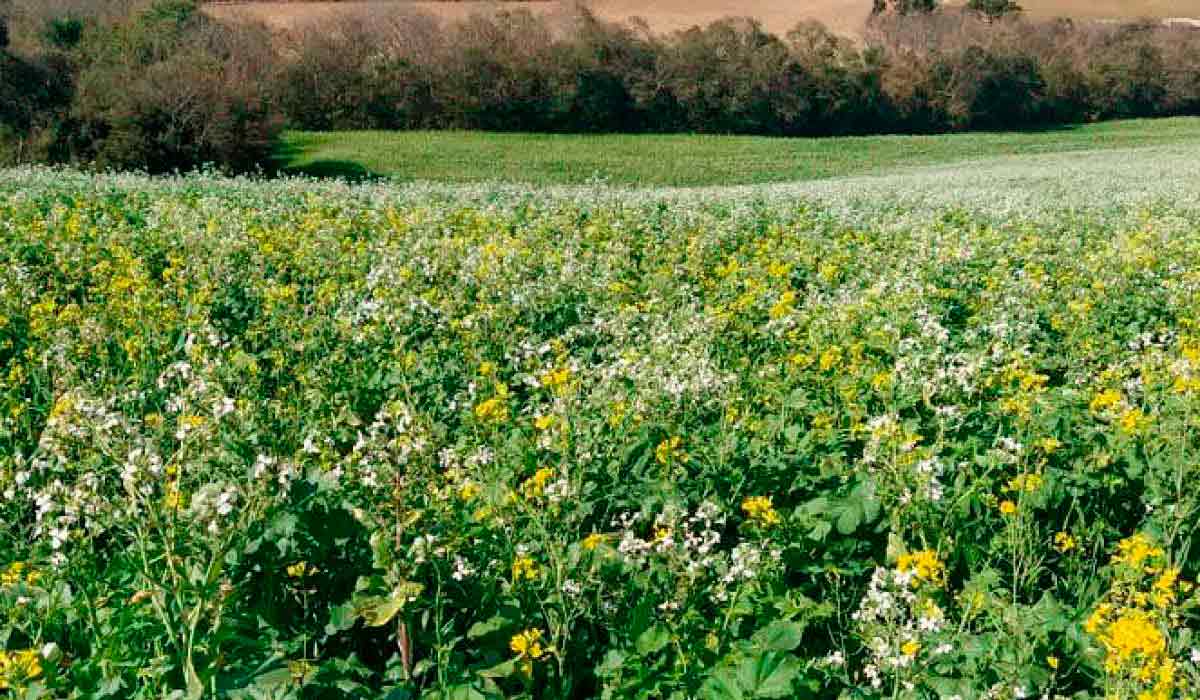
xmin=539 ymin=367 xmax=571 ymax=390
xmin=1090 ymin=389 xmax=1123 ymax=413
xmin=1054 ymin=532 xmax=1077 ymax=553
xmin=896 ymin=550 xmax=945 ymax=585
xmin=655 ymin=437 xmax=685 ymax=465
xmin=1004 ymin=473 xmax=1044 ymax=493
xmin=510 ymin=628 xmax=547 ymax=677
xmin=286 ymin=561 xmax=317 ymax=579
xmin=741 ymin=496 xmax=781 ymax=527
xmin=999 ymin=500 xmax=1018 ymax=516
xmin=0 ymin=563 xmax=40 ymax=587
xmin=1113 ymin=533 xmax=1165 ymax=570
xmin=510 ymin=629 xmax=545 ymax=659
xmin=819 ymin=346 xmax=842 ymax=372
xmin=474 ymin=397 xmax=508 ymax=423
xmin=520 ymin=467 xmax=556 ymax=500
xmin=511 ymin=555 xmax=540 ymax=582
xmin=0 ymin=649 xmax=42 ymax=690
xmin=1097 ymin=609 xmax=1166 ymax=665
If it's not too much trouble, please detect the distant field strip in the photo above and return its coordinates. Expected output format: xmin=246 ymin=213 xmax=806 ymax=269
xmin=205 ymin=0 xmax=1200 ymax=37
xmin=275 ymin=117 xmax=1200 ymax=187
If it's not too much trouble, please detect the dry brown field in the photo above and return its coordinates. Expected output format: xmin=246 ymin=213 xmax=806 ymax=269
xmin=205 ymin=0 xmax=1200 ymax=37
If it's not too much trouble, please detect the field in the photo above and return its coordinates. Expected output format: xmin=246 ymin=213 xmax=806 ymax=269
xmin=277 ymin=116 xmax=1200 ymax=186
xmin=205 ymin=0 xmax=1200 ymax=37
xmin=5 ymin=126 xmax=1200 ymax=697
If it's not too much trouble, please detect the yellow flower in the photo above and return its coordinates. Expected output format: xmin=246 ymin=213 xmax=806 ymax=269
xmin=286 ymin=561 xmax=310 ymax=579
xmin=741 ymin=496 xmax=781 ymax=527
xmin=510 ymin=628 xmax=546 ymax=659
xmin=582 ymin=533 xmax=607 ymax=551
xmin=1098 ymin=610 xmax=1166 ymax=664
xmin=999 ymin=500 xmax=1018 ymax=516
xmin=1054 ymin=531 xmax=1077 ymax=553
xmin=819 ymin=346 xmax=842 ymax=372
xmin=458 ymin=481 xmax=481 ymax=501
xmin=0 ymin=649 xmax=42 ymax=690
xmin=1004 ymin=473 xmax=1044 ymax=493
xmin=474 ymin=397 xmax=508 ymax=423
xmin=896 ymin=550 xmax=945 ymax=585
xmin=520 ymin=467 xmax=555 ymax=500
xmin=478 ymin=361 xmax=497 ymax=377
xmin=0 ymin=563 xmax=38 ymax=587
xmin=163 ymin=487 xmax=185 ymax=510
xmin=1119 ymin=408 xmax=1149 ymax=435
xmin=1113 ymin=533 xmax=1165 ymax=569
xmin=510 ymin=628 xmax=547 ymax=676
xmin=1090 ymin=389 xmax=1123 ymax=413
xmin=900 ymin=640 xmax=921 ymax=657
xmin=511 ymin=555 xmax=540 ymax=582
xmin=1152 ymin=568 xmax=1180 ymax=607
xmin=655 ymin=436 xmax=685 ymax=465
xmin=1047 ymin=655 xmax=1060 ymax=670
xmin=533 ymin=414 xmax=556 ymax=431
xmin=539 ymin=367 xmax=571 ymax=390
xmin=1037 ymin=437 xmax=1062 ymax=454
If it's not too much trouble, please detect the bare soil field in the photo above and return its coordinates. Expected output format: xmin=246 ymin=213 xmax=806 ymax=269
xmin=205 ymin=0 xmax=1200 ymax=37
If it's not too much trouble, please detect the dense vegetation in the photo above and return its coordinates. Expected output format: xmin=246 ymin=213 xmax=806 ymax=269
xmin=4 ymin=153 xmax=1200 ymax=697
xmin=0 ymin=0 xmax=278 ymax=172
xmin=3 ymin=0 xmax=1200 ymax=172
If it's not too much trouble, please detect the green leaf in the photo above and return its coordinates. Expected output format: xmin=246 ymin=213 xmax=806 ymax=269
xmin=477 ymin=658 xmax=518 ymax=680
xmin=467 ymin=614 xmax=514 ymax=640
xmin=752 ymin=621 xmax=807 ymax=651
xmin=737 ymin=652 xmax=803 ymax=699
xmin=834 ymin=500 xmax=861 ymax=535
xmin=636 ymin=624 xmax=671 ymax=656
xmin=699 ymin=667 xmax=745 ymax=700
xmin=423 ymin=684 xmax=488 ymax=700
xmin=250 ymin=668 xmax=293 ymax=689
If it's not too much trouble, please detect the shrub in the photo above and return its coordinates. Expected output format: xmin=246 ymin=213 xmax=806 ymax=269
xmin=967 ymin=0 xmax=1022 ymax=20
xmin=41 ymin=15 xmax=82 ymax=49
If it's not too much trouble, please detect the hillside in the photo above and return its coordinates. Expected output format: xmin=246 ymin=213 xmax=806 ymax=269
xmin=206 ymin=0 xmax=1200 ymax=37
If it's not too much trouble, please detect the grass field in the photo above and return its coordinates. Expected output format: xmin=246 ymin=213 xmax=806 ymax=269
xmin=275 ymin=116 xmax=1200 ymax=186
xmin=207 ymin=0 xmax=1200 ymax=38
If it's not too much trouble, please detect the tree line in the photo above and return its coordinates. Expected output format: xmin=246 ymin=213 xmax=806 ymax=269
xmin=2 ymin=0 xmax=1198 ymax=173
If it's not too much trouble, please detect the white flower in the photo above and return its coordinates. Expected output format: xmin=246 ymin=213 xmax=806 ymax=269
xmin=41 ymin=642 xmax=61 ymax=662
xmin=213 ymin=397 xmax=235 ymax=419
xmin=451 ymin=556 xmax=476 ymax=581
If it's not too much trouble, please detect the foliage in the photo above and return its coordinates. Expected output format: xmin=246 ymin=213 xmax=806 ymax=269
xmin=0 ymin=0 xmax=278 ymax=173
xmin=966 ymin=0 xmax=1023 ymax=20
xmin=872 ymin=0 xmax=940 ymax=16
xmin=4 ymin=165 xmax=1200 ymax=698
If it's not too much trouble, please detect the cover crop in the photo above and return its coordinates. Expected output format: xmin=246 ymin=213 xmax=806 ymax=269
xmin=2 ymin=167 xmax=1200 ymax=699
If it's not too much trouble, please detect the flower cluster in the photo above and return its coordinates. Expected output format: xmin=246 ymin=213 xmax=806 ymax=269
xmin=1085 ymin=534 xmax=1196 ymax=700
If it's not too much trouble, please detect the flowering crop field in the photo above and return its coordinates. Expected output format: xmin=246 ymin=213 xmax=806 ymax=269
xmin=5 ymin=151 xmax=1200 ymax=699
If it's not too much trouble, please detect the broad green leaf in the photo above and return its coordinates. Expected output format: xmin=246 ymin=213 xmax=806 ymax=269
xmin=636 ymin=624 xmax=671 ymax=655
xmin=752 ymin=620 xmax=807 ymax=652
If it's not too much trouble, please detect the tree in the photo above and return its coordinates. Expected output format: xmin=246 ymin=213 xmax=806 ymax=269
xmin=872 ymin=0 xmax=938 ymax=15
xmin=967 ymin=0 xmax=1022 ymax=19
